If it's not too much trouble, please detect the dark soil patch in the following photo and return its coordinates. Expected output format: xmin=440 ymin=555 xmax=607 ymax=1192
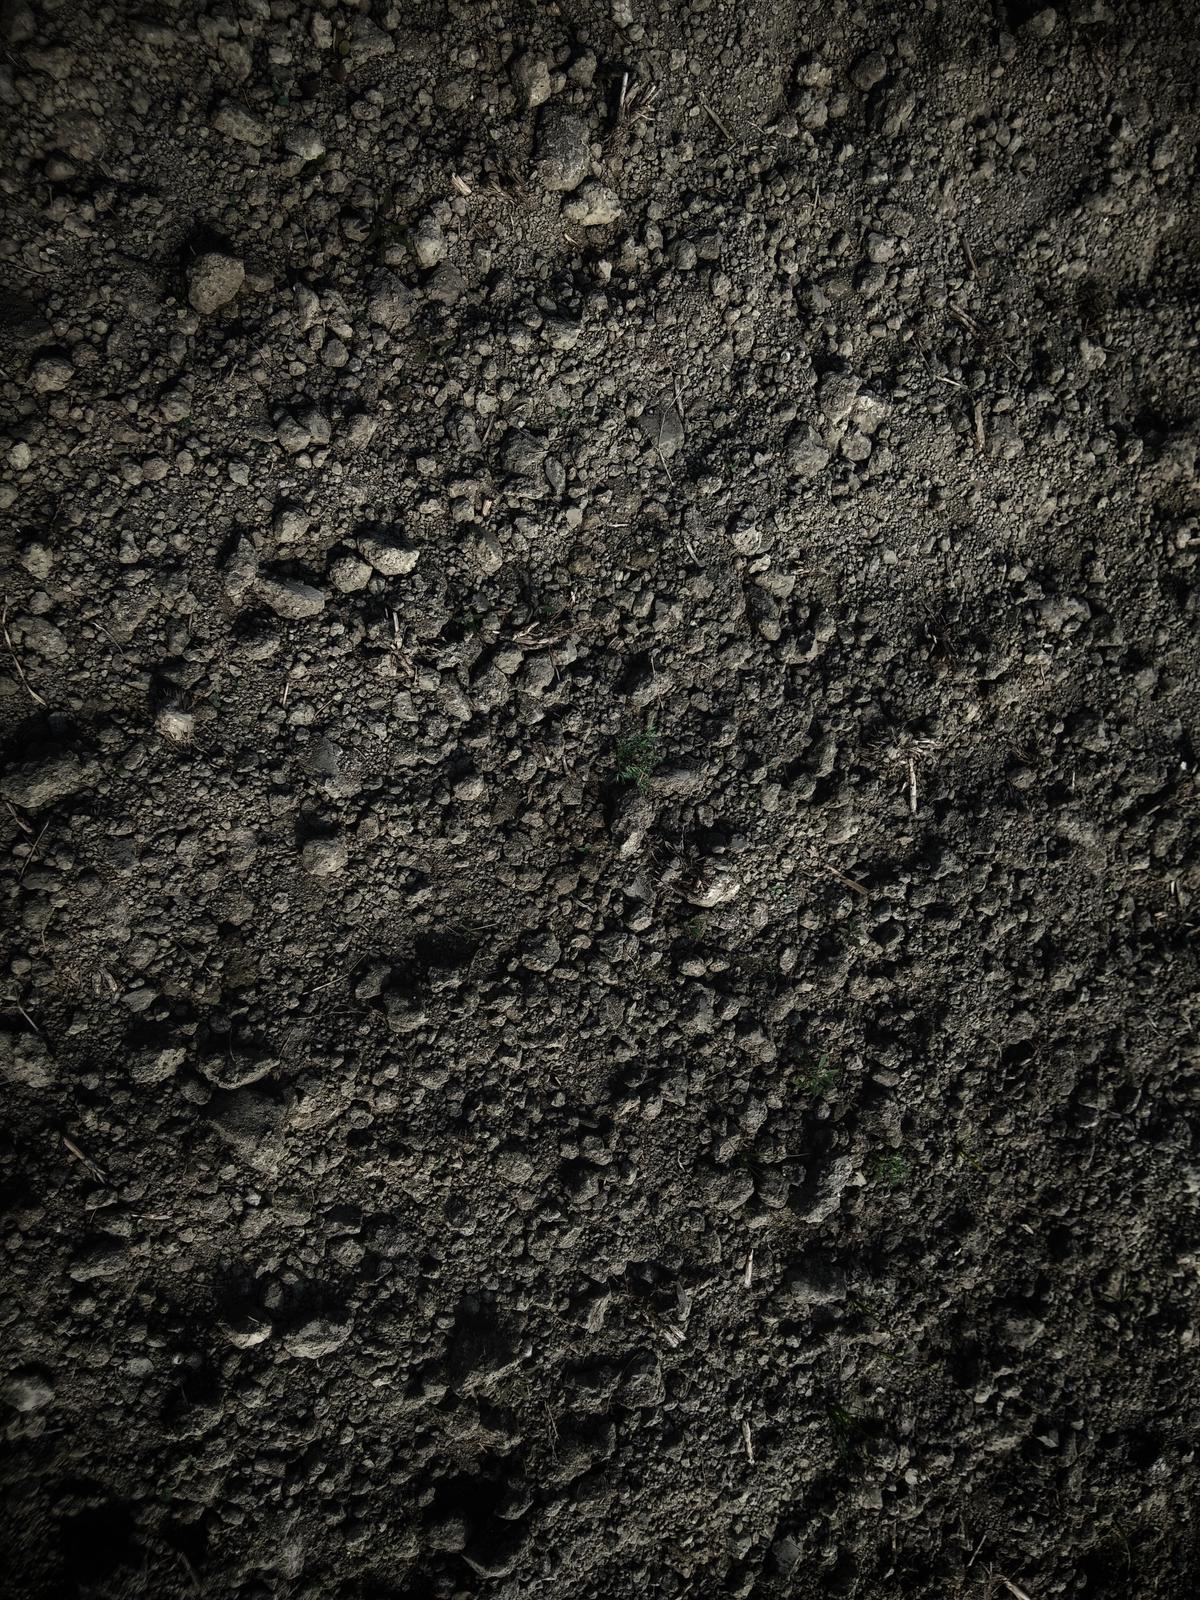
xmin=2 ymin=1 xmax=1199 ymax=1597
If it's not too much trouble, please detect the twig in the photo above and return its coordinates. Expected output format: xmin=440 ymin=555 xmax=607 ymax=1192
xmin=906 ymin=319 xmax=934 ymax=375
xmin=11 ymin=1000 xmax=40 ymax=1034
xmin=700 ymin=97 xmax=734 ymax=145
xmin=172 ymin=1547 xmax=202 ymax=1595
xmin=741 ymin=1420 xmax=754 ymax=1463
xmin=823 ymin=862 xmax=871 ymax=898
xmin=17 ymin=820 xmax=50 ymax=884
xmin=62 ymin=1134 xmax=106 ymax=1182
xmin=2 ymin=596 xmax=48 ymax=707
xmin=308 ymin=955 xmax=366 ymax=994
xmin=949 ymin=302 xmax=989 ymax=344
xmin=907 ymin=757 xmax=918 ymax=816
xmin=743 ymin=1248 xmax=755 ymax=1289
xmin=5 ymin=800 xmax=33 ymax=836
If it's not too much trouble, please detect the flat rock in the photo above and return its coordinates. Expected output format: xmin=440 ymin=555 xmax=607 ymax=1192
xmin=256 ymin=572 xmax=326 ymax=618
xmin=206 ymin=1085 xmax=290 ymax=1169
xmin=563 ymin=180 xmax=622 ymax=225
xmin=358 ymin=534 xmax=420 ymax=575
xmin=283 ymin=1317 xmax=350 ymax=1358
xmin=0 ymin=751 xmax=86 ymax=810
xmin=3 ymin=1369 xmax=54 ymax=1413
xmin=0 ymin=1028 xmax=55 ymax=1088
xmin=220 ymin=1313 xmax=273 ymax=1349
xmin=345 ymin=15 xmax=394 ymax=65
xmin=211 ymin=102 xmax=270 ymax=145
xmin=367 ymin=269 xmax=414 ymax=332
xmin=301 ymin=836 xmax=347 ymax=876
xmin=29 ymin=352 xmax=73 ymax=392
xmin=699 ymin=1165 xmax=756 ymax=1213
xmin=512 ymin=52 xmax=552 ymax=108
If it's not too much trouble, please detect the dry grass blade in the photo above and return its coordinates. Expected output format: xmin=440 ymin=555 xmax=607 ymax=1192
xmin=512 ymin=625 xmax=567 ymax=650
xmin=11 ymin=998 xmax=40 ymax=1035
xmin=948 ymin=302 xmax=985 ymax=338
xmin=824 ymin=862 xmax=871 ymax=898
xmin=700 ymin=97 xmax=734 ymax=144
xmin=18 ymin=819 xmax=50 ymax=884
xmin=616 ymin=74 xmax=659 ymax=128
xmin=2 ymin=595 xmax=48 ymax=707
xmin=62 ymin=1134 xmax=106 ymax=1182
xmin=5 ymin=799 xmax=34 ymax=837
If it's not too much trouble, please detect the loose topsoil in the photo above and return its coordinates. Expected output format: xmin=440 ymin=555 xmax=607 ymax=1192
xmin=2 ymin=1 xmax=1199 ymax=1596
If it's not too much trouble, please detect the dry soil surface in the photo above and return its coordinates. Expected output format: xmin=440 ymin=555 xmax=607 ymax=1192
xmin=2 ymin=1 xmax=1200 ymax=1598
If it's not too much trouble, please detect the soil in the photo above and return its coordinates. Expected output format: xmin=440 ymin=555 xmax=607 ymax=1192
xmin=2 ymin=1 xmax=1200 ymax=1597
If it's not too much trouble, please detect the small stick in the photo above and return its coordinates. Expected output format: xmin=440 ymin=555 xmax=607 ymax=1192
xmin=741 ymin=1420 xmax=754 ymax=1463
xmin=2 ymin=597 xmax=48 ymax=707
xmin=743 ymin=1248 xmax=755 ymax=1289
xmin=973 ymin=401 xmax=986 ymax=452
xmin=700 ymin=97 xmax=734 ymax=145
xmin=17 ymin=819 xmax=50 ymax=884
xmin=62 ymin=1134 xmax=105 ymax=1182
xmin=907 ymin=757 xmax=918 ymax=816
xmin=962 ymin=233 xmax=979 ymax=279
xmin=13 ymin=1000 xmax=40 ymax=1034
xmin=5 ymin=800 xmax=33 ymax=836
xmin=173 ymin=1548 xmax=202 ymax=1594
xmin=906 ymin=319 xmax=934 ymax=375
xmin=823 ymin=862 xmax=871 ymax=898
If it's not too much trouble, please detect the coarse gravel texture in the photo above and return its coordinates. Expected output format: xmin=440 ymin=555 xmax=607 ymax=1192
xmin=2 ymin=1 xmax=1200 ymax=1597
